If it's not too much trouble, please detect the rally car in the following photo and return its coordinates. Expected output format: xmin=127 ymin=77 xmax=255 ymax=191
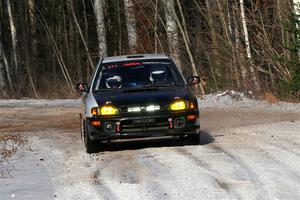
xmin=76 ymin=54 xmax=200 ymax=153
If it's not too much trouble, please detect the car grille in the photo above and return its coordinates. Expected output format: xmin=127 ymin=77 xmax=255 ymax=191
xmin=121 ymin=117 xmax=169 ymax=133
xmin=119 ymin=104 xmax=169 ymax=114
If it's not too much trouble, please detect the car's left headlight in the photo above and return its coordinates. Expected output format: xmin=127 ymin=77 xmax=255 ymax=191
xmin=170 ymin=100 xmax=186 ymax=111
xmin=100 ymin=105 xmax=119 ymax=115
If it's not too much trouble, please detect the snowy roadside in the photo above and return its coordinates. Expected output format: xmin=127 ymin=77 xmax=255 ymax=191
xmin=0 ymin=93 xmax=299 ymax=200
xmin=0 ymin=91 xmax=299 ymax=111
xmin=0 ymin=99 xmax=81 ymax=108
xmin=0 ymin=134 xmax=54 ymax=200
xmin=198 ymin=91 xmax=300 ymax=112
xmin=0 ymin=134 xmax=26 ymax=163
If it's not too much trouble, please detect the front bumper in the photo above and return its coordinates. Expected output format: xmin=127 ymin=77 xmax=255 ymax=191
xmin=86 ymin=111 xmax=200 ymax=141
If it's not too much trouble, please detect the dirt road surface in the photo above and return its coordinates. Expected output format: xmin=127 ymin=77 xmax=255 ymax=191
xmin=0 ymin=99 xmax=299 ymax=200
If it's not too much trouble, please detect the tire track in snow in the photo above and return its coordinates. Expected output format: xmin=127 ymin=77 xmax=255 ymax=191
xmin=142 ymin=147 xmax=236 ymax=199
xmin=134 ymin=153 xmax=172 ymax=200
xmin=87 ymin=154 xmax=122 ymax=200
xmin=175 ymin=147 xmax=242 ymax=200
xmin=209 ymin=144 xmax=270 ymax=200
xmin=270 ymin=144 xmax=300 ymax=156
xmin=90 ymin=151 xmax=169 ymax=200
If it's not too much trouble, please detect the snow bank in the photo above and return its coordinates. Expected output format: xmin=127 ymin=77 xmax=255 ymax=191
xmin=198 ymin=91 xmax=300 ymax=111
xmin=0 ymin=99 xmax=81 ymax=108
xmin=0 ymin=91 xmax=299 ymax=111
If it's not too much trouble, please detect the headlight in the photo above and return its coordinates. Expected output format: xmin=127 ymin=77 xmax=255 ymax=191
xmin=170 ymin=100 xmax=186 ymax=111
xmin=100 ymin=105 xmax=119 ymax=115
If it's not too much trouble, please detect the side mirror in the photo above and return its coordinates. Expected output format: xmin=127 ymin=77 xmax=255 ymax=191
xmin=75 ymin=83 xmax=89 ymax=92
xmin=188 ymin=76 xmax=200 ymax=85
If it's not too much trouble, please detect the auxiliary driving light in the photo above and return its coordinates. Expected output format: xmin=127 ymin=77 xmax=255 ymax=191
xmin=146 ymin=105 xmax=160 ymax=111
xmin=100 ymin=105 xmax=118 ymax=115
xmin=170 ymin=100 xmax=186 ymax=111
xmin=187 ymin=114 xmax=197 ymax=121
xmin=91 ymin=120 xmax=101 ymax=127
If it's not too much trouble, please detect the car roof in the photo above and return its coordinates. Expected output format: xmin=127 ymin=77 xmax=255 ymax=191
xmin=102 ymin=54 xmax=170 ymax=64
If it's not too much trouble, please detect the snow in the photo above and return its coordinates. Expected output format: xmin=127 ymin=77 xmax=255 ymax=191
xmin=198 ymin=91 xmax=300 ymax=112
xmin=0 ymin=91 xmax=299 ymax=111
xmin=0 ymin=148 xmax=54 ymax=200
xmin=0 ymin=93 xmax=299 ymax=200
xmin=0 ymin=99 xmax=81 ymax=108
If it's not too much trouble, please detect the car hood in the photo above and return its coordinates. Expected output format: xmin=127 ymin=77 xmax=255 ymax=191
xmin=93 ymin=86 xmax=194 ymax=107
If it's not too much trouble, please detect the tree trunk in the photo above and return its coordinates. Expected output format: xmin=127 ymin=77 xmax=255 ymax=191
xmin=124 ymin=0 xmax=138 ymax=53
xmin=19 ymin=2 xmax=39 ymax=98
xmin=6 ymin=0 xmax=18 ymax=81
xmin=163 ymin=0 xmax=181 ymax=68
xmin=204 ymin=0 xmax=220 ymax=89
xmin=0 ymin=52 xmax=6 ymax=96
xmin=234 ymin=3 xmax=249 ymax=90
xmin=68 ymin=0 xmax=94 ymax=70
xmin=293 ymin=0 xmax=300 ymax=61
xmin=94 ymin=0 xmax=107 ymax=58
xmin=174 ymin=0 xmax=205 ymax=94
xmin=0 ymin=1 xmax=9 ymax=96
xmin=82 ymin=0 xmax=90 ymax=79
xmin=239 ymin=0 xmax=261 ymax=93
xmin=176 ymin=0 xmax=190 ymax=45
xmin=154 ymin=0 xmax=158 ymax=54
xmin=118 ymin=0 xmax=122 ymax=55
xmin=0 ymin=37 xmax=7 ymax=96
xmin=27 ymin=0 xmax=37 ymax=73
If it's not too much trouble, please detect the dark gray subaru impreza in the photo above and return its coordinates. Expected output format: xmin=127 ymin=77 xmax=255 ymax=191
xmin=76 ymin=54 xmax=200 ymax=153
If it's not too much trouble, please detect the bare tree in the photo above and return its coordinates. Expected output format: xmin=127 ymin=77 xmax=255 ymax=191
xmin=239 ymin=0 xmax=261 ymax=92
xmin=204 ymin=0 xmax=220 ymax=89
xmin=0 ymin=39 xmax=7 ymax=96
xmin=6 ymin=0 xmax=18 ymax=78
xmin=68 ymin=0 xmax=94 ymax=70
xmin=94 ymin=0 xmax=107 ymax=58
xmin=293 ymin=0 xmax=300 ymax=60
xmin=162 ymin=0 xmax=181 ymax=67
xmin=0 ymin=2 xmax=12 ymax=93
xmin=124 ymin=0 xmax=138 ymax=53
xmin=27 ymin=0 xmax=37 ymax=66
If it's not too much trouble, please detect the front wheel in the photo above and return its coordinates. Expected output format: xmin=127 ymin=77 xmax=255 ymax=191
xmin=83 ymin=121 xmax=97 ymax=154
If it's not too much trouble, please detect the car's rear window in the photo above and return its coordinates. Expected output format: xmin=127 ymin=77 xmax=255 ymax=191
xmin=93 ymin=59 xmax=184 ymax=91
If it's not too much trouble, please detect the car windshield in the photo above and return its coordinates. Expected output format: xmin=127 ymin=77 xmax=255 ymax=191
xmin=93 ymin=59 xmax=184 ymax=91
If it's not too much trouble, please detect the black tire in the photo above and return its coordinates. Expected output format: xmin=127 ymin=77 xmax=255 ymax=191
xmin=80 ymin=117 xmax=84 ymax=141
xmin=83 ymin=121 xmax=97 ymax=154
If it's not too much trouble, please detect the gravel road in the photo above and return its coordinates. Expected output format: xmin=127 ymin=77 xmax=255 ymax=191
xmin=0 ymin=98 xmax=299 ymax=200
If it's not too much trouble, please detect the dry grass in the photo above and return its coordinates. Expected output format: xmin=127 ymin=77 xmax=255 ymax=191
xmin=0 ymin=134 xmax=27 ymax=178
xmin=0 ymin=134 xmax=27 ymax=162
xmin=264 ymin=92 xmax=279 ymax=104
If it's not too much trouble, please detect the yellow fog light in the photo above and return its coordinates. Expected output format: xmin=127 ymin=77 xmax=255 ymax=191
xmin=170 ymin=100 xmax=186 ymax=111
xmin=100 ymin=105 xmax=118 ymax=115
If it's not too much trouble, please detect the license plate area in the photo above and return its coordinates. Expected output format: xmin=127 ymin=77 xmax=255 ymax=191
xmin=121 ymin=118 xmax=169 ymax=133
xmin=133 ymin=118 xmax=155 ymax=124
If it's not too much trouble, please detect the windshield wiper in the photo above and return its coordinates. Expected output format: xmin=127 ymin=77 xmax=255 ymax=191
xmin=122 ymin=84 xmax=172 ymax=93
xmin=141 ymin=84 xmax=172 ymax=88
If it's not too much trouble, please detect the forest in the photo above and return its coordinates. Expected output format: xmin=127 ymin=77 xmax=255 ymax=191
xmin=0 ymin=0 xmax=299 ymax=100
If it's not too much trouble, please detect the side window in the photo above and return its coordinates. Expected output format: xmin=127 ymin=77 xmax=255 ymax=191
xmin=89 ymin=61 xmax=102 ymax=89
xmin=94 ymin=71 xmax=102 ymax=90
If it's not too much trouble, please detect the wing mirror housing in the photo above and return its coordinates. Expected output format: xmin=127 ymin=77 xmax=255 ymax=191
xmin=75 ymin=83 xmax=89 ymax=93
xmin=188 ymin=76 xmax=200 ymax=85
